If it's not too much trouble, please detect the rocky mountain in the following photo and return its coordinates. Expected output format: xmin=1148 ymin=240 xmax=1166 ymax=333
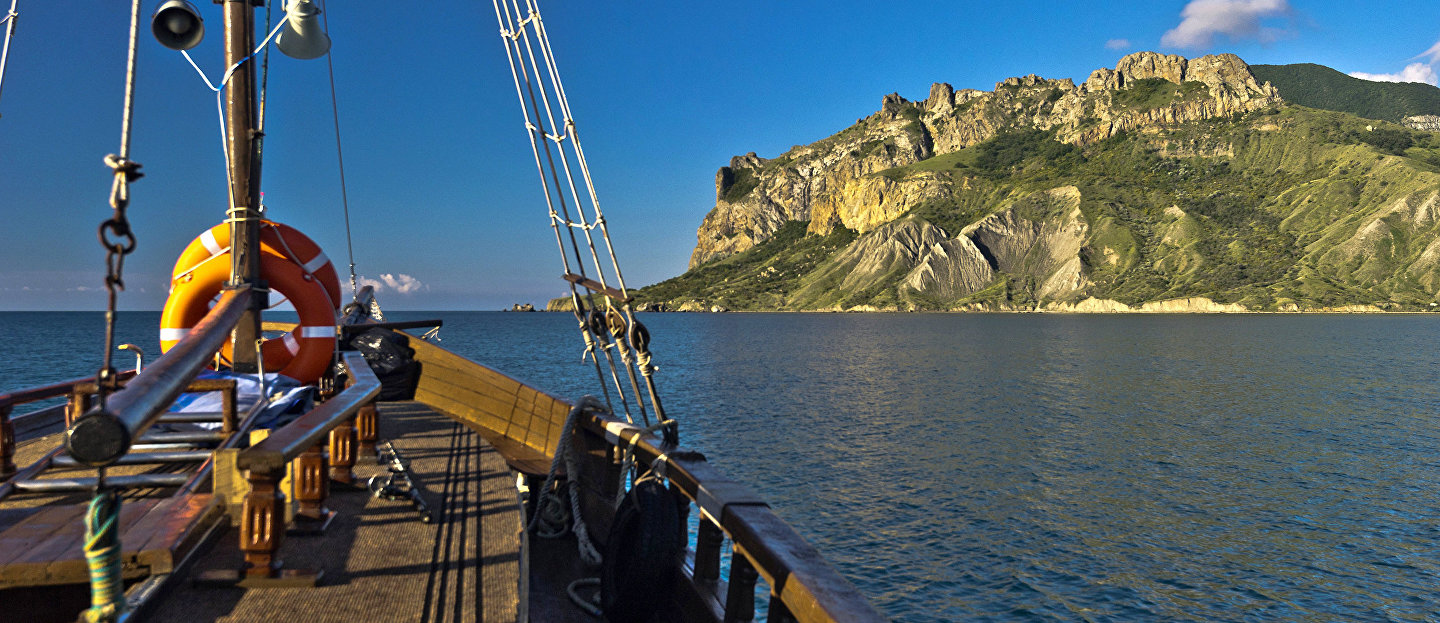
xmin=635 ymin=52 xmax=1440 ymax=312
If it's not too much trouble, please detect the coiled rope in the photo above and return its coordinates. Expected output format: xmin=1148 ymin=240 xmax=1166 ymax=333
xmin=528 ymin=396 xmax=604 ymax=566
xmin=81 ymin=484 xmax=123 ymax=623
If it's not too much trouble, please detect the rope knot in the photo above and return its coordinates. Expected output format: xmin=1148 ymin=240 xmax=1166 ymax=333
xmin=103 ymin=154 xmax=144 ymax=182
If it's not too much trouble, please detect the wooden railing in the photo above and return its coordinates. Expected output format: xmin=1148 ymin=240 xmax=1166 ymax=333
xmin=229 ymin=350 xmax=381 ymax=581
xmin=580 ymin=414 xmax=886 ymax=623
xmin=67 ymin=288 xmax=252 ymax=466
xmin=0 ymin=370 xmax=139 ymax=479
xmin=372 ymin=323 xmax=884 ymax=620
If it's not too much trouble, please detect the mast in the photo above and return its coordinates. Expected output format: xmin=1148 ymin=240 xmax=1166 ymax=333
xmin=223 ymin=0 xmax=263 ymax=373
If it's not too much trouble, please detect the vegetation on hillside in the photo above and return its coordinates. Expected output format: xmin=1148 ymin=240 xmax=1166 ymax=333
xmin=1250 ymin=63 xmax=1440 ymax=122
xmin=638 ymin=221 xmax=857 ymax=310
xmin=638 ymin=101 xmax=1440 ymax=312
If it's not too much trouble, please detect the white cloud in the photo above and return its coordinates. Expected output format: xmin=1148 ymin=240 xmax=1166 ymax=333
xmin=357 ymin=273 xmax=426 ymax=295
xmin=1161 ymin=0 xmax=1291 ymax=49
xmin=1105 ymin=39 xmax=1131 ymax=51
xmin=1419 ymin=39 xmax=1440 ymax=65
xmin=1350 ymin=62 xmax=1439 ymax=86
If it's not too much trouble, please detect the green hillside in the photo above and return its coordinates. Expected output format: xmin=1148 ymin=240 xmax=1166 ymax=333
xmin=1250 ymin=63 xmax=1440 ymax=122
xmin=636 ymin=105 xmax=1440 ymax=312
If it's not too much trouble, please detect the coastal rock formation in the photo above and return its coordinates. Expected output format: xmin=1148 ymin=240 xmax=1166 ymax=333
xmin=962 ymin=187 xmax=1089 ymax=301
xmin=691 ymin=51 xmax=1280 ymax=265
xmin=1404 ymin=115 xmax=1440 ymax=131
xmin=790 ymin=217 xmax=948 ymax=306
xmin=644 ymin=52 xmax=1440 ymax=312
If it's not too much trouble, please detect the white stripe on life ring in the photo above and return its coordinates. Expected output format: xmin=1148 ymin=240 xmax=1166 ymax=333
xmin=201 ymin=229 xmax=224 ymax=257
xmin=300 ymin=325 xmax=335 ymax=339
xmin=159 ymin=328 xmax=190 ymax=342
xmin=283 ymin=332 xmax=300 ymax=355
xmin=301 ymin=252 xmax=330 ymax=275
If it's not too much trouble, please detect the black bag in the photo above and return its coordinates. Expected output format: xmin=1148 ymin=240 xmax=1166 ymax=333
xmin=347 ymin=328 xmax=421 ymax=401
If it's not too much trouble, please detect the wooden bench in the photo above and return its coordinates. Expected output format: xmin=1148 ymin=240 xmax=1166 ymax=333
xmin=0 ymin=493 xmax=219 ymax=588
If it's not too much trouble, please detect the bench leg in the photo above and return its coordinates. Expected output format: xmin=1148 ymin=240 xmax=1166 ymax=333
xmin=329 ymin=421 xmax=356 ymax=484
xmin=291 ymin=442 xmax=334 ymax=534
xmin=195 ymin=467 xmax=323 ymax=588
xmin=240 ymin=469 xmax=286 ymax=578
xmin=355 ymin=403 xmax=378 ymax=463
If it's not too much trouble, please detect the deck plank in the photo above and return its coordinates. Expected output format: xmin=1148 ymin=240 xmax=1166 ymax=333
xmin=146 ymin=401 xmax=523 ymax=623
xmin=0 ymin=494 xmax=216 ymax=589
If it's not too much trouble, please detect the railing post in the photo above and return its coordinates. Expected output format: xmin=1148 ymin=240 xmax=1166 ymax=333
xmin=329 ymin=420 xmax=356 ymax=484
xmin=355 ymin=402 xmax=378 ymax=463
xmin=724 ymin=550 xmax=758 ymax=623
xmin=0 ymin=405 xmax=14 ymax=479
xmin=221 ymin=381 xmax=237 ymax=434
xmin=66 ymin=386 xmax=92 ymax=429
xmin=292 ymin=441 xmax=329 ymax=524
xmin=240 ymin=468 xmax=286 ymax=578
xmin=767 ymin=595 xmax=797 ymax=623
xmin=695 ymin=517 xmax=724 ymax=583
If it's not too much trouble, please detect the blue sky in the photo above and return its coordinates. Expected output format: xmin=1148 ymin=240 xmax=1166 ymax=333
xmin=1 ymin=0 xmax=1437 ymax=311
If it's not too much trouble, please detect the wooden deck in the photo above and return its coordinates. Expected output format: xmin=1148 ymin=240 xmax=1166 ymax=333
xmin=146 ymin=401 xmax=524 ymax=623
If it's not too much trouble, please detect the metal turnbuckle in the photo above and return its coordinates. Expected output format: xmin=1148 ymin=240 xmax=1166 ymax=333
xmin=367 ymin=441 xmax=432 ymax=523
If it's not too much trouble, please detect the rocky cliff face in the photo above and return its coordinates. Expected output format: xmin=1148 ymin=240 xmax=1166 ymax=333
xmin=649 ymin=52 xmax=1440 ymax=312
xmin=690 ymin=51 xmax=1281 ymax=267
xmin=1404 ymin=114 xmax=1440 ymax=131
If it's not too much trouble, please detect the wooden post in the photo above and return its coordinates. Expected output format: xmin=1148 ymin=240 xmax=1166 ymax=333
xmin=292 ymin=442 xmax=329 ymax=521
xmin=329 ymin=421 xmax=356 ymax=484
xmin=221 ymin=381 xmax=237 ymax=434
xmin=66 ymin=386 xmax=93 ymax=429
xmin=355 ymin=403 xmax=378 ymax=463
xmin=724 ymin=551 xmax=758 ymax=623
xmin=240 ymin=468 xmax=285 ymax=578
xmin=0 ymin=405 xmax=14 ymax=479
xmin=695 ymin=517 xmax=724 ymax=583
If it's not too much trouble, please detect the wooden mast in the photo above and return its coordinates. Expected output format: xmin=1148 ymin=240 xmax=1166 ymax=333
xmin=223 ymin=0 xmax=263 ymax=373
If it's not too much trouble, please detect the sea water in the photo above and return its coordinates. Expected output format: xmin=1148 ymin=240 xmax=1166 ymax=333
xmin=3 ymin=311 xmax=1440 ymax=622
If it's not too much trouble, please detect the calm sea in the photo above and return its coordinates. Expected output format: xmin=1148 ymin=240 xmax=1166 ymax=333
xmin=4 ymin=311 xmax=1440 ymax=622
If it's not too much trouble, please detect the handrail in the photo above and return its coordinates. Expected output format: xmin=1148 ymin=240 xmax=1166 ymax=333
xmin=237 ymin=351 xmax=379 ymax=475
xmin=65 ymin=287 xmax=252 ymax=466
xmin=582 ymin=413 xmax=886 ymax=623
xmin=0 ymin=370 xmax=139 ymax=410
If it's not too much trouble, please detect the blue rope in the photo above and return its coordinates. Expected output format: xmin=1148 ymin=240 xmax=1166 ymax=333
xmin=82 ymin=487 xmax=125 ymax=623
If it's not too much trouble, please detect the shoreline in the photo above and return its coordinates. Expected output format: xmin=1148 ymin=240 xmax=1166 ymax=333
xmin=552 ymin=296 xmax=1440 ymax=315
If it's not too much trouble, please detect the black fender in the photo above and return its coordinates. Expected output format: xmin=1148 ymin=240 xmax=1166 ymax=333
xmin=601 ymin=478 xmax=682 ymax=623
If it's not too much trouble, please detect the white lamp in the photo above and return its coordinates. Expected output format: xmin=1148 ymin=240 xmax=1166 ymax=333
xmin=275 ymin=0 xmax=331 ymax=60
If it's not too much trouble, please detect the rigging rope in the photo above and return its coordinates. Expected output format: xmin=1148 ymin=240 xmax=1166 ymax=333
xmin=84 ymin=5 xmax=145 ymax=620
xmin=319 ymin=0 xmax=359 ymax=300
xmin=491 ymin=0 xmax=674 ymax=440
xmin=0 ymin=0 xmax=18 ymax=116
xmin=254 ymin=0 xmax=272 ymax=209
xmin=178 ymin=16 xmax=289 ymax=222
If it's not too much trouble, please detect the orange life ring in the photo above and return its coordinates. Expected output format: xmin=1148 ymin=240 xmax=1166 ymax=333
xmin=171 ymin=220 xmax=342 ymax=309
xmin=162 ymin=235 xmax=337 ymax=384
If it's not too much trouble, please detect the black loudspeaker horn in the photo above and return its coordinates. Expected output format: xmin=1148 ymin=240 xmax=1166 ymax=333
xmin=151 ymin=0 xmax=204 ymax=51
